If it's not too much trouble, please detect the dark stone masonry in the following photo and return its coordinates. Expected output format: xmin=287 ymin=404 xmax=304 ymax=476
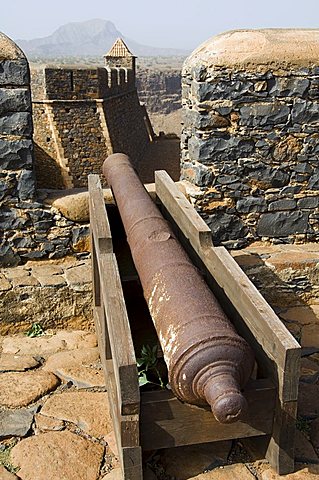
xmin=0 ymin=34 xmax=150 ymax=267
xmin=181 ymin=29 xmax=319 ymax=247
xmin=0 ymin=33 xmax=99 ymax=266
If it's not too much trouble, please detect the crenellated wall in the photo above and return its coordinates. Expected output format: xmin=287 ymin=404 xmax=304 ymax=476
xmin=181 ymin=29 xmax=319 ymax=248
xmin=32 ymin=64 xmax=149 ymax=188
xmin=0 ymin=33 xmax=91 ymax=266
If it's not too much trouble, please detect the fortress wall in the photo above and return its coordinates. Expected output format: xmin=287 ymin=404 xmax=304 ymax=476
xmin=0 ymin=34 xmax=90 ymax=266
xmin=32 ymin=103 xmax=65 ymax=189
xmin=102 ymin=90 xmax=150 ymax=167
xmin=136 ymin=68 xmax=181 ymax=114
xmin=181 ymin=30 xmax=319 ymax=248
xmin=31 ymin=67 xmax=149 ymax=188
xmin=49 ymin=101 xmax=111 ymax=187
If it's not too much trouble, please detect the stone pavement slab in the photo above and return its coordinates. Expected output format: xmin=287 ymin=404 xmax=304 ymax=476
xmin=0 ymin=407 xmax=35 ymax=437
xmin=40 ymin=391 xmax=112 ymax=438
xmin=2 ymin=331 xmax=97 ymax=357
xmin=261 ymin=464 xmax=319 ymax=479
xmin=0 ymin=371 xmax=59 ymax=408
xmin=0 ymin=353 xmax=39 ymax=372
xmin=10 ymin=430 xmax=104 ymax=480
xmin=160 ymin=442 xmax=232 ymax=480
xmin=43 ymin=347 xmax=99 ymax=373
xmin=185 ymin=464 xmax=255 ymax=480
xmin=0 ymin=465 xmax=18 ymax=479
xmin=54 ymin=365 xmax=105 ymax=388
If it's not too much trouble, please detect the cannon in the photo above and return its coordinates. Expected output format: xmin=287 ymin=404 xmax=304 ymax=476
xmin=102 ymin=153 xmax=255 ymax=424
xmin=89 ymin=165 xmax=300 ymax=479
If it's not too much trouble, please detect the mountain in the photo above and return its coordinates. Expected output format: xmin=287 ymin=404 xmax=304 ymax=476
xmin=15 ymin=19 xmax=188 ymax=57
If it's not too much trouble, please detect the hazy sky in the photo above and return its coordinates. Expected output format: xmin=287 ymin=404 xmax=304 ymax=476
xmin=2 ymin=0 xmax=319 ymax=51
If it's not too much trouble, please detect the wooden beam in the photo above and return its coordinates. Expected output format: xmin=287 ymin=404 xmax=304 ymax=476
xmin=88 ymin=174 xmax=113 ymax=254
xmin=140 ymin=379 xmax=275 ymax=450
xmin=99 ymin=253 xmax=140 ymax=416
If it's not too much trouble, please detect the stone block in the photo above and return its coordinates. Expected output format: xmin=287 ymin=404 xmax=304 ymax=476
xmin=0 ymin=407 xmax=35 ymax=437
xmin=0 ymin=244 xmax=20 ymax=267
xmin=292 ymin=99 xmax=319 ymax=124
xmin=297 ymin=197 xmax=319 ymax=209
xmin=17 ymin=169 xmax=35 ymax=200
xmin=192 ymin=79 xmax=253 ymax=102
xmin=64 ymin=264 xmax=91 ymax=290
xmin=268 ymin=77 xmax=310 ymax=97
xmin=0 ymin=88 xmax=31 ymax=114
xmin=0 ymin=206 xmax=29 ymax=230
xmin=183 ymin=109 xmax=229 ymax=129
xmin=248 ymin=167 xmax=290 ymax=188
xmin=239 ymin=102 xmax=290 ymax=127
xmin=0 ymin=59 xmax=29 ymax=86
xmin=308 ymin=173 xmax=319 ymax=189
xmin=189 ymin=135 xmax=255 ymax=163
xmin=268 ymin=199 xmax=296 ymax=211
xmin=257 ymin=211 xmax=309 ymax=237
xmin=236 ymin=196 xmax=267 ymax=213
xmin=0 ymin=138 xmax=33 ymax=170
xmin=0 ymin=111 xmax=32 ymax=136
xmin=207 ymin=212 xmax=248 ymax=243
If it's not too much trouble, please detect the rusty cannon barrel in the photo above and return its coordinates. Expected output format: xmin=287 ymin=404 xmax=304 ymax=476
xmin=102 ymin=153 xmax=255 ymax=423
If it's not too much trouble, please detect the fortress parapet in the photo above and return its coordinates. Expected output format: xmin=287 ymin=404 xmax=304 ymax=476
xmin=31 ymin=38 xmax=149 ymax=188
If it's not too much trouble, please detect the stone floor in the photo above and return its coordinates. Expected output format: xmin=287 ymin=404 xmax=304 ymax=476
xmin=232 ymin=242 xmax=319 ymax=347
xmin=0 ymin=243 xmax=319 ymax=479
xmin=1 ymin=327 xmax=319 ymax=480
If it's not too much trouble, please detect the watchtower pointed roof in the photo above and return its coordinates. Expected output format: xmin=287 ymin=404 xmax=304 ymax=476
xmin=104 ymin=38 xmax=135 ymax=58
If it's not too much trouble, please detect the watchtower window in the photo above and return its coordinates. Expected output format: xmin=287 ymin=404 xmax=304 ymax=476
xmin=70 ymin=71 xmax=74 ymax=91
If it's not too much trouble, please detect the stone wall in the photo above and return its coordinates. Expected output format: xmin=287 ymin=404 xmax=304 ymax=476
xmin=32 ymin=66 xmax=149 ymax=188
xmin=0 ymin=33 xmax=90 ymax=266
xmin=136 ymin=67 xmax=181 ymax=114
xmin=181 ymin=30 xmax=319 ymax=248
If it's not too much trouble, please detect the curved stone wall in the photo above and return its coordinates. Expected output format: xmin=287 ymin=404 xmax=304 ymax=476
xmin=181 ymin=29 xmax=319 ymax=247
xmin=0 ymin=33 xmax=89 ymax=266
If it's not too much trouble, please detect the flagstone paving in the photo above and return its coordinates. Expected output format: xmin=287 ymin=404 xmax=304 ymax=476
xmin=0 ymin=329 xmax=318 ymax=480
xmin=0 ymin=242 xmax=319 ymax=478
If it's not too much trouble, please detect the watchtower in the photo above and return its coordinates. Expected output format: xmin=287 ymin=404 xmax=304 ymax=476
xmin=103 ymin=38 xmax=136 ymax=84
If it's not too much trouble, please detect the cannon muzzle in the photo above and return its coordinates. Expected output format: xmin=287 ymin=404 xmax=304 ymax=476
xmin=102 ymin=153 xmax=255 ymax=423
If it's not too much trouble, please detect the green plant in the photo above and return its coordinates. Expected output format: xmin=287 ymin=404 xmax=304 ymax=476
xmin=25 ymin=322 xmax=44 ymax=338
xmin=0 ymin=439 xmax=19 ymax=474
xmin=137 ymin=344 xmax=166 ymax=389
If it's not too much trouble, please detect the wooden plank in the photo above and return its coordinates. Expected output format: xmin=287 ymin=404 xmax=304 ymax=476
xmin=94 ymin=307 xmax=111 ymax=362
xmin=140 ymin=379 xmax=275 ymax=450
xmin=123 ymin=447 xmax=143 ymax=480
xmin=155 ymin=170 xmax=300 ymax=401
xmin=265 ymin=400 xmax=297 ymax=475
xmin=104 ymin=360 xmax=142 ymax=480
xmin=205 ymin=246 xmax=300 ymax=402
xmin=99 ymin=253 xmax=140 ymax=416
xmin=91 ymin=234 xmax=101 ymax=307
xmin=88 ymin=174 xmax=113 ymax=254
xmin=155 ymin=171 xmax=212 ymax=249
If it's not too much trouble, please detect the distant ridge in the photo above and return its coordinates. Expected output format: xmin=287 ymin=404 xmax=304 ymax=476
xmin=15 ymin=19 xmax=188 ymax=57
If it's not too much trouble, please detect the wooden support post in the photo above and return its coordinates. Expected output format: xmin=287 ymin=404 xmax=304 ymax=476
xmin=89 ymin=174 xmax=142 ymax=480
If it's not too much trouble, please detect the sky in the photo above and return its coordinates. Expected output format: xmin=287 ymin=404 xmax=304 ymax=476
xmin=2 ymin=0 xmax=319 ymax=51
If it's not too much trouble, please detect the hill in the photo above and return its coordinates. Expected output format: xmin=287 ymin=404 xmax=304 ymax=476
xmin=15 ymin=18 xmax=188 ymax=57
